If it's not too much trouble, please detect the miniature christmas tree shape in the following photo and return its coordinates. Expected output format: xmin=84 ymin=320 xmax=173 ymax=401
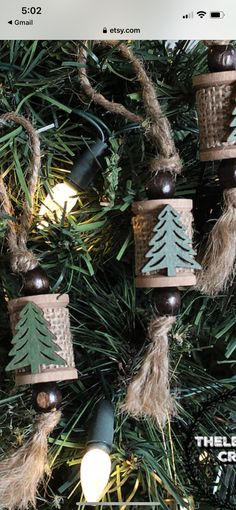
xmin=227 ymin=103 xmax=236 ymax=142
xmin=6 ymin=302 xmax=65 ymax=374
xmin=142 ymin=204 xmax=201 ymax=277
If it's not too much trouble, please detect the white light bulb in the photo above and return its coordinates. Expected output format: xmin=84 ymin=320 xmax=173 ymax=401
xmin=80 ymin=447 xmax=111 ymax=503
xmin=39 ymin=182 xmax=78 ymax=220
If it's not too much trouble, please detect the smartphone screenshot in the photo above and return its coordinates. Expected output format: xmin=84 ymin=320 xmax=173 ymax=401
xmin=0 ymin=1 xmax=235 ymax=509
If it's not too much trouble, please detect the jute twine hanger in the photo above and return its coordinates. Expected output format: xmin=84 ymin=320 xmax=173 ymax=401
xmin=78 ymin=41 xmax=182 ymax=426
xmin=0 ymin=112 xmax=41 ymax=273
xmin=78 ymin=41 xmax=182 ymax=175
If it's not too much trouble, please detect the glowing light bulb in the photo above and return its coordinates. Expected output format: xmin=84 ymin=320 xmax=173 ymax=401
xmin=80 ymin=447 xmax=111 ymax=502
xmin=39 ymin=182 xmax=78 ymax=220
xmin=199 ymin=450 xmax=209 ymax=463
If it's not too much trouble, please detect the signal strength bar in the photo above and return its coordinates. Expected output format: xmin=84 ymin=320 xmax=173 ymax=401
xmin=183 ymin=12 xmax=194 ymax=19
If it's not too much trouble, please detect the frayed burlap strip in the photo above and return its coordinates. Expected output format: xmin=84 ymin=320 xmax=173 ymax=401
xmin=0 ymin=411 xmax=61 ymax=510
xmin=122 ymin=316 xmax=176 ymax=427
xmin=197 ymin=188 xmax=236 ymax=295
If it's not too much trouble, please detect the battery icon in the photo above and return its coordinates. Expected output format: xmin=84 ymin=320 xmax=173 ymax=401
xmin=210 ymin=11 xmax=225 ymax=18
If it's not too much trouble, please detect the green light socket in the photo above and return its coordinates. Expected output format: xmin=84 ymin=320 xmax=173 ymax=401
xmin=67 ymin=139 xmax=108 ymax=190
xmin=87 ymin=400 xmax=114 ymax=453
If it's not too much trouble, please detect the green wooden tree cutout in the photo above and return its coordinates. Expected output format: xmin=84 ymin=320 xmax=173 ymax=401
xmin=6 ymin=302 xmax=65 ymax=374
xmin=142 ymin=204 xmax=201 ymax=277
xmin=227 ymin=100 xmax=236 ymax=142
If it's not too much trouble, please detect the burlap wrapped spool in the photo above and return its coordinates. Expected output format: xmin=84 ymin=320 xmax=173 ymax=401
xmin=8 ymin=293 xmax=78 ymax=385
xmin=193 ymin=71 xmax=236 ymax=161
xmin=133 ymin=198 xmax=196 ymax=288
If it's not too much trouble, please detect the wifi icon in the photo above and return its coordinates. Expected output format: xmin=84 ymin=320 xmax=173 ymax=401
xmin=197 ymin=10 xmax=207 ymax=18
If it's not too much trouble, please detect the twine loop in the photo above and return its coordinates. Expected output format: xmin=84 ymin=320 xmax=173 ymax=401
xmin=0 ymin=112 xmax=40 ymax=273
xmin=78 ymin=41 xmax=182 ymax=176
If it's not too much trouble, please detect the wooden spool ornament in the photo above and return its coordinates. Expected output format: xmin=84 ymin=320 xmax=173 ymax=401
xmin=124 ymin=192 xmax=200 ymax=425
xmin=193 ymin=70 xmax=236 ymax=161
xmin=193 ymin=43 xmax=236 ymax=295
xmin=7 ymin=293 xmax=78 ymax=385
xmin=78 ymin=41 xmax=200 ymax=427
xmin=0 ymin=112 xmax=78 ymax=510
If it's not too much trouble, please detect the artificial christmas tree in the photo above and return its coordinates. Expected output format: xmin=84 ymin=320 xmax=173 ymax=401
xmin=0 ymin=39 xmax=235 ymax=510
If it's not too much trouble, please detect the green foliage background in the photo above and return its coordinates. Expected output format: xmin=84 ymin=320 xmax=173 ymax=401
xmin=0 ymin=40 xmax=235 ymax=509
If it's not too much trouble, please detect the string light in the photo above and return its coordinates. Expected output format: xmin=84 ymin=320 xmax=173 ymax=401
xmin=39 ymin=181 xmax=78 ymax=219
xmin=80 ymin=447 xmax=112 ymax=503
xmin=80 ymin=400 xmax=114 ymax=503
xmin=38 ymin=108 xmax=140 ymax=222
xmin=39 ymin=138 xmax=108 ymax=221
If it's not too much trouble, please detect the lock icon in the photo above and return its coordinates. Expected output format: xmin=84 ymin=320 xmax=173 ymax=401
xmin=103 ymin=27 xmax=108 ymax=34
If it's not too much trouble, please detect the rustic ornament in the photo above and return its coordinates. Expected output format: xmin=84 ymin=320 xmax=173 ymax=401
xmin=142 ymin=204 xmax=201 ymax=277
xmin=0 ymin=112 xmax=78 ymax=510
xmin=193 ymin=43 xmax=236 ymax=295
xmin=6 ymin=302 xmax=65 ymax=374
xmin=193 ymin=71 xmax=236 ymax=161
xmin=79 ymin=42 xmax=200 ymax=428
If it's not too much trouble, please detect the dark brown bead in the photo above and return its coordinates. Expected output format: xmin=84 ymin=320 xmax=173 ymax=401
xmin=152 ymin=287 xmax=181 ymax=316
xmin=146 ymin=172 xmax=175 ymax=199
xmin=208 ymin=45 xmax=236 ymax=72
xmin=218 ymin=159 xmax=236 ymax=189
xmin=32 ymin=382 xmax=62 ymax=413
xmin=23 ymin=266 xmax=49 ymax=295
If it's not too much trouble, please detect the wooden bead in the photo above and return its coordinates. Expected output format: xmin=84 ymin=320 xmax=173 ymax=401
xmin=23 ymin=266 xmax=49 ymax=295
xmin=146 ymin=172 xmax=175 ymax=199
xmin=32 ymin=382 xmax=62 ymax=413
xmin=208 ymin=45 xmax=236 ymax=72
xmin=218 ymin=159 xmax=236 ymax=189
xmin=152 ymin=288 xmax=181 ymax=316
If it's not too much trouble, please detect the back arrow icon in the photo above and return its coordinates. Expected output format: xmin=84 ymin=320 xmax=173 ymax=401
xmin=8 ymin=20 xmax=13 ymax=24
